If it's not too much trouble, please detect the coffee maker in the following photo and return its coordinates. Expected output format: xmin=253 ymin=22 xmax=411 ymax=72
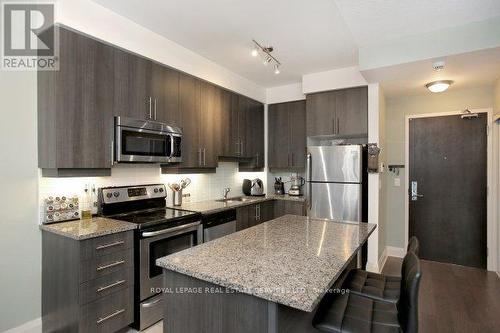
xmin=288 ymin=174 xmax=305 ymax=196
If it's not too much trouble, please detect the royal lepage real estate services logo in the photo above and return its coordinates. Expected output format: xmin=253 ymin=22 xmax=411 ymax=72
xmin=2 ymin=2 xmax=58 ymax=70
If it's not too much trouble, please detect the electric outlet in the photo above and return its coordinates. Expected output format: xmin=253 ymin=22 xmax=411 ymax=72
xmin=394 ymin=178 xmax=401 ymax=187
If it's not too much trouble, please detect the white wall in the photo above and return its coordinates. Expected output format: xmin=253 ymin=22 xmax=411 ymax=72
xmin=56 ymin=0 xmax=266 ymax=102
xmin=302 ymin=66 xmax=367 ymax=94
xmin=0 ymin=72 xmax=40 ymax=332
xmin=266 ymin=82 xmax=305 ymax=104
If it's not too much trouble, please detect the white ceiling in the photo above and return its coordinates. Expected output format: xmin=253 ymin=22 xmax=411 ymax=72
xmin=91 ymin=0 xmax=500 ymax=92
xmin=333 ymin=0 xmax=500 ymax=46
xmin=91 ymin=0 xmax=358 ymax=87
xmin=362 ymin=47 xmax=500 ymax=97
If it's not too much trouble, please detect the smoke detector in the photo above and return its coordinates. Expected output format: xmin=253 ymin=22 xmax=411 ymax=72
xmin=432 ymin=60 xmax=445 ymax=71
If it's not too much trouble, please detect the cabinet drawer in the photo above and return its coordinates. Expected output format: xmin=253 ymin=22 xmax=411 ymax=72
xmin=80 ymin=249 xmax=133 ymax=282
xmin=80 ymin=267 xmax=133 ymax=305
xmin=79 ymin=288 xmax=133 ymax=333
xmin=80 ymin=231 xmax=133 ymax=260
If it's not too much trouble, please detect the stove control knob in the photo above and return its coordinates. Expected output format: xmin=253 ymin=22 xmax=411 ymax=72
xmin=159 ymin=188 xmax=164 ymax=193
xmin=106 ymin=193 xmax=113 ymax=199
xmin=154 ymin=188 xmax=159 ymax=193
xmin=113 ymin=192 xmax=120 ymax=198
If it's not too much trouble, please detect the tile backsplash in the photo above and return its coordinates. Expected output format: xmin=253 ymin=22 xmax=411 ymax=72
xmin=38 ymin=162 xmax=267 ymax=222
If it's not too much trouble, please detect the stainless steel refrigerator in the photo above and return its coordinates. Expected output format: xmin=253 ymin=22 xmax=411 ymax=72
xmin=306 ymin=145 xmax=367 ymax=222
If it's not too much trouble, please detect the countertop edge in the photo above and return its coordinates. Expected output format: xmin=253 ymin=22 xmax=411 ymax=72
xmin=39 ymin=219 xmax=137 ymax=240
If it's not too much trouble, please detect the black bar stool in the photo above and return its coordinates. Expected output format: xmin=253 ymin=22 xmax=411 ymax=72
xmin=343 ymin=237 xmax=419 ymax=303
xmin=312 ymin=252 xmax=422 ymax=333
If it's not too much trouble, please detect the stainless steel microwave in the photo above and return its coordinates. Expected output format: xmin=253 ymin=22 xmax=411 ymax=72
xmin=114 ymin=116 xmax=182 ymax=163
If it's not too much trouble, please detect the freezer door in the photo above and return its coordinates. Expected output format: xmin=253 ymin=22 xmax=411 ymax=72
xmin=307 ymin=145 xmax=362 ymax=183
xmin=307 ymin=182 xmax=362 ymax=221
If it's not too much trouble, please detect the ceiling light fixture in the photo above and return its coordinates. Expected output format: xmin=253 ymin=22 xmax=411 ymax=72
xmin=425 ymin=80 xmax=453 ymax=93
xmin=251 ymin=39 xmax=281 ymax=74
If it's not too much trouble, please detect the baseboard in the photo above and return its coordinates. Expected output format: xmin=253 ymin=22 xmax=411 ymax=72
xmin=365 ymin=261 xmax=379 ymax=273
xmin=2 ymin=318 xmax=41 ymax=333
xmin=386 ymin=246 xmax=405 ymax=258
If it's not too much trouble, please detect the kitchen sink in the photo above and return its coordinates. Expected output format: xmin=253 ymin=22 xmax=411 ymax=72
xmin=215 ymin=197 xmax=255 ymax=203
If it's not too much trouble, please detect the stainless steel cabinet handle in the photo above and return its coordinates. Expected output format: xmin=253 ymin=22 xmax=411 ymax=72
xmin=306 ymin=153 xmax=312 ymax=210
xmin=141 ymin=298 xmax=163 ymax=308
xmin=111 ymin=140 xmax=114 ymax=166
xmin=148 ymin=96 xmax=152 ymax=119
xmin=332 ymin=118 xmax=336 ymax=134
xmin=198 ymin=148 xmax=201 ymax=166
xmin=96 ymin=260 xmax=125 ymax=271
xmin=240 ymin=141 xmax=244 ymax=155
xmin=291 ymin=153 xmax=294 ymax=167
xmin=97 ymin=309 xmax=125 ymax=324
xmin=235 ymin=141 xmax=240 ymax=155
xmin=154 ymin=98 xmax=157 ymax=120
xmin=97 ymin=279 xmax=126 ymax=293
xmin=336 ymin=117 xmax=339 ymax=134
xmin=256 ymin=153 xmax=259 ymax=166
xmin=96 ymin=240 xmax=124 ymax=250
xmin=141 ymin=221 xmax=200 ymax=238
xmin=203 ymin=148 xmax=206 ymax=166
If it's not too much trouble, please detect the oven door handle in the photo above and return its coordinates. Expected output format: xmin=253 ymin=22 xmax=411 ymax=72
xmin=141 ymin=221 xmax=200 ymax=238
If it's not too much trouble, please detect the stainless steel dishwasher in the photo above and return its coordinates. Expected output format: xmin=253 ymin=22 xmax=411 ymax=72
xmin=202 ymin=209 xmax=237 ymax=242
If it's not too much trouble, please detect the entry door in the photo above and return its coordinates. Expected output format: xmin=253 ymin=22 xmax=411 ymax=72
xmin=409 ymin=113 xmax=487 ymax=268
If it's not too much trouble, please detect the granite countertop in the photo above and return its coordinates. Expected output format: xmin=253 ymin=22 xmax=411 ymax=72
xmin=167 ymin=194 xmax=306 ymax=214
xmin=39 ymin=217 xmax=137 ymax=240
xmin=156 ymin=215 xmax=376 ymax=312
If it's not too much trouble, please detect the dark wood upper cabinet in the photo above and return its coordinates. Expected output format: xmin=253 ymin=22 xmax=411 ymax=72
xmin=220 ymin=90 xmax=239 ymax=157
xmin=335 ymin=86 xmax=368 ymax=136
xmin=113 ymin=48 xmax=152 ymax=120
xmin=200 ymin=81 xmax=222 ymax=168
xmin=306 ymin=91 xmax=335 ymax=136
xmin=306 ymin=86 xmax=367 ymax=137
xmin=39 ymin=27 xmax=265 ymax=176
xmin=38 ymin=27 xmax=114 ymax=175
xmin=268 ymin=100 xmax=306 ymax=170
xmin=178 ymin=73 xmax=201 ymax=169
xmin=150 ymin=63 xmax=180 ymax=125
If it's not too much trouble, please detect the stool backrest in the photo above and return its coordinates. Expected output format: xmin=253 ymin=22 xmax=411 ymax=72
xmin=398 ymin=252 xmax=422 ymax=333
xmin=407 ymin=236 xmax=420 ymax=256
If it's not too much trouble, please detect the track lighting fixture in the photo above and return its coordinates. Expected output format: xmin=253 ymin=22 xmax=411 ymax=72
xmin=251 ymin=39 xmax=281 ymax=74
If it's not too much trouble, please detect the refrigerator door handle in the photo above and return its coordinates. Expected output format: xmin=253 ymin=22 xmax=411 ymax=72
xmin=306 ymin=153 xmax=312 ymax=210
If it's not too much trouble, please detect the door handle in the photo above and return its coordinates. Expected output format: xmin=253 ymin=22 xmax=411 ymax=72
xmin=336 ymin=117 xmax=339 ymax=134
xmin=410 ymin=181 xmax=424 ymax=201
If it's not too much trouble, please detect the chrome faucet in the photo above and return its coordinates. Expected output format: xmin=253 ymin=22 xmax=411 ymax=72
xmin=223 ymin=188 xmax=231 ymax=199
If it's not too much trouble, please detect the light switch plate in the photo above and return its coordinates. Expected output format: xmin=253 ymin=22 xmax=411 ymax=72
xmin=394 ymin=178 xmax=401 ymax=187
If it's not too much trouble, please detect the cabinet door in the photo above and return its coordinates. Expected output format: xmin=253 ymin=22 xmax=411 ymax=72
xmin=220 ymin=92 xmax=240 ymax=156
xmin=288 ymin=100 xmax=307 ymax=168
xmin=237 ymin=95 xmax=250 ymax=157
xmin=240 ymin=98 xmax=264 ymax=167
xmin=273 ymin=200 xmax=286 ymax=218
xmin=113 ymin=48 xmax=152 ymax=120
xmin=178 ymin=73 xmax=201 ymax=168
xmin=268 ymin=103 xmax=290 ymax=169
xmin=260 ymin=201 xmax=275 ymax=222
xmin=236 ymin=206 xmax=250 ymax=231
xmin=335 ymin=86 xmax=368 ymax=136
xmin=285 ymin=201 xmax=306 ymax=216
xmin=200 ymin=82 xmax=220 ymax=168
xmin=151 ymin=63 xmax=180 ymax=125
xmin=306 ymin=91 xmax=335 ymax=136
xmin=53 ymin=28 xmax=114 ymax=168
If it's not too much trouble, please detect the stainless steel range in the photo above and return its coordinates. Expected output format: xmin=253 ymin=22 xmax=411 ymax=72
xmin=99 ymin=184 xmax=202 ymax=331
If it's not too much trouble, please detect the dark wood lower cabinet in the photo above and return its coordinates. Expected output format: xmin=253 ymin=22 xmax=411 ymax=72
xmin=42 ymin=231 xmax=134 ymax=333
xmin=274 ymin=200 xmax=307 ymax=218
xmin=236 ymin=200 xmax=305 ymax=232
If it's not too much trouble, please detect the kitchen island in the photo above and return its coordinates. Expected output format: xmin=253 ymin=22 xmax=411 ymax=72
xmin=156 ymin=215 xmax=375 ymax=333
